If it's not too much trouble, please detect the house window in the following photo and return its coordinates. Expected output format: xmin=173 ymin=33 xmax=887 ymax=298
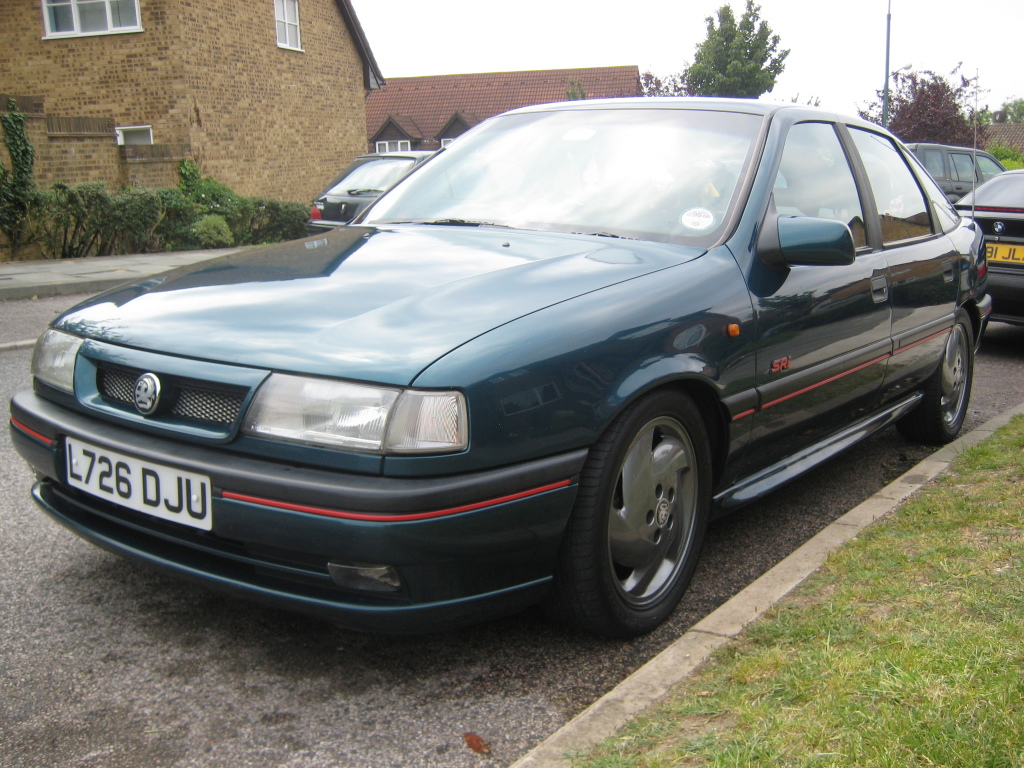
xmin=440 ymin=138 xmax=456 ymax=147
xmin=275 ymin=0 xmax=301 ymax=50
xmin=43 ymin=0 xmax=141 ymax=38
xmin=376 ymin=140 xmax=411 ymax=153
xmin=115 ymin=125 xmax=152 ymax=146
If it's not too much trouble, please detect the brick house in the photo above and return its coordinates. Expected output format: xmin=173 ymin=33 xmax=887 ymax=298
xmin=366 ymin=66 xmax=642 ymax=153
xmin=0 ymin=0 xmax=382 ymax=205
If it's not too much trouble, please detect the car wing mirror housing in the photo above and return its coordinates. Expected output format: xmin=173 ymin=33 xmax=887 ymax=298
xmin=758 ymin=215 xmax=856 ymax=269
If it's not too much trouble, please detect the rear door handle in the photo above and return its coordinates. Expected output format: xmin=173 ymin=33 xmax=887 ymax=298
xmin=943 ymin=259 xmax=955 ymax=283
xmin=871 ymin=274 xmax=889 ymax=303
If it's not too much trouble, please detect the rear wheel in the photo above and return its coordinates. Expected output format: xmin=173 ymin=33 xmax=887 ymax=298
xmin=897 ymin=310 xmax=974 ymax=444
xmin=547 ymin=391 xmax=712 ymax=638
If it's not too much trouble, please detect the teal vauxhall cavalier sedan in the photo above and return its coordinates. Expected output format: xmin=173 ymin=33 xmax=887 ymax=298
xmin=10 ymin=99 xmax=990 ymax=637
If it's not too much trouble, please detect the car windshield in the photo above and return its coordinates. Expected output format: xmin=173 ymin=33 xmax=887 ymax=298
xmin=363 ymin=107 xmax=764 ymax=246
xmin=325 ymin=157 xmax=418 ymax=196
xmin=957 ymin=173 xmax=1024 ymax=208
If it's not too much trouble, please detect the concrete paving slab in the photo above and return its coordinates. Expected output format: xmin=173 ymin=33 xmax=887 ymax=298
xmin=0 ymin=249 xmax=239 ymax=301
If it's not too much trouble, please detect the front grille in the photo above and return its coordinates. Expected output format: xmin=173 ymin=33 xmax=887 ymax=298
xmin=96 ymin=364 xmax=247 ymax=427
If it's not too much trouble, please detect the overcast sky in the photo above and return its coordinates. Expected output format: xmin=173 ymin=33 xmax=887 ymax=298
xmin=350 ymin=0 xmax=1019 ymax=117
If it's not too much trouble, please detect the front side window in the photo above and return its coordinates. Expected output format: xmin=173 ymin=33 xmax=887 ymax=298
xmin=43 ymin=0 xmax=140 ymax=37
xmin=977 ymin=155 xmax=1004 ymax=182
xmin=775 ymin=122 xmax=867 ymax=248
xmin=850 ymin=129 xmax=932 ymax=245
xmin=275 ymin=0 xmax=301 ymax=50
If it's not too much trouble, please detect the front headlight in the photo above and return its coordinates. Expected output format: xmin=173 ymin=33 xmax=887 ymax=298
xmin=242 ymin=374 xmax=468 ymax=455
xmin=32 ymin=329 xmax=83 ymax=393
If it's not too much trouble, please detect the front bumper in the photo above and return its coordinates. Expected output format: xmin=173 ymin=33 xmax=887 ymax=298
xmin=11 ymin=389 xmax=585 ymax=633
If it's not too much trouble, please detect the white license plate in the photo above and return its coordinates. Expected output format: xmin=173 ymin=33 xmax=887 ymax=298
xmin=65 ymin=437 xmax=213 ymax=531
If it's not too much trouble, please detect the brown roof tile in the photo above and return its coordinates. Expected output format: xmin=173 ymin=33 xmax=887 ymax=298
xmin=986 ymin=123 xmax=1024 ymax=151
xmin=366 ymin=66 xmax=641 ymax=144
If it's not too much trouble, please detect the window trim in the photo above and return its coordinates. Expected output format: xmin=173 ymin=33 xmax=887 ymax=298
xmin=41 ymin=0 xmax=143 ymax=39
xmin=115 ymin=125 xmax=153 ymax=146
xmin=275 ymin=0 xmax=302 ymax=51
xmin=376 ymin=140 xmax=411 ymax=153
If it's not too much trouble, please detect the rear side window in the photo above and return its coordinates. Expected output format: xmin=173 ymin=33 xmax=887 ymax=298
xmin=850 ymin=129 xmax=932 ymax=244
xmin=950 ymin=153 xmax=976 ymax=183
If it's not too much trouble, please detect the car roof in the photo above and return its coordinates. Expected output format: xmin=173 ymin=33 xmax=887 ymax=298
xmin=906 ymin=142 xmax=995 ymax=154
xmin=502 ymin=96 xmax=881 ymax=131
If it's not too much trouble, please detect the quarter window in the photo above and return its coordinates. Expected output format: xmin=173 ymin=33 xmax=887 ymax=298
xmin=850 ymin=129 xmax=932 ymax=245
xmin=275 ymin=0 xmax=301 ymax=50
xmin=43 ymin=0 xmax=141 ymax=37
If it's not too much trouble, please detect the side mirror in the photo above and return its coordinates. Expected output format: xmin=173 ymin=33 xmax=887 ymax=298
xmin=758 ymin=214 xmax=856 ymax=268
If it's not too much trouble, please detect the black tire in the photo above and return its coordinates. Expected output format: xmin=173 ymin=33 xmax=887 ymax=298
xmin=896 ymin=310 xmax=974 ymax=445
xmin=546 ymin=390 xmax=712 ymax=638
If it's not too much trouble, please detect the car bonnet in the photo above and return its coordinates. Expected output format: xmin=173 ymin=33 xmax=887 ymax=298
xmin=53 ymin=226 xmax=704 ymax=385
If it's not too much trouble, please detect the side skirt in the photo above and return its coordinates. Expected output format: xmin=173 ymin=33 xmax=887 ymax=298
xmin=711 ymin=393 xmax=923 ymax=517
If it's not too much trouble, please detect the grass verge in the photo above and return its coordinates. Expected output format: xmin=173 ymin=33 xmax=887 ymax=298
xmin=571 ymin=415 xmax=1024 ymax=768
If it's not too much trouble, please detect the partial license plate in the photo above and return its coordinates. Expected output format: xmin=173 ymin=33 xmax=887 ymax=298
xmin=985 ymin=243 xmax=1024 ymax=265
xmin=65 ymin=437 xmax=213 ymax=531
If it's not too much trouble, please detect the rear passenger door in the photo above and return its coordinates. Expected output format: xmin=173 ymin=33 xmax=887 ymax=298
xmin=847 ymin=128 xmax=962 ymax=403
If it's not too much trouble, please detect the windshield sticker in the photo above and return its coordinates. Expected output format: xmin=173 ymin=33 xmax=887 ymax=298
xmin=681 ymin=208 xmax=715 ymax=231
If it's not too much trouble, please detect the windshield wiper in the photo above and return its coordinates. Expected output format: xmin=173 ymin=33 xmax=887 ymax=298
xmin=573 ymin=231 xmax=632 ymax=239
xmin=346 ymin=188 xmax=384 ymax=195
xmin=418 ymin=218 xmax=509 ymax=227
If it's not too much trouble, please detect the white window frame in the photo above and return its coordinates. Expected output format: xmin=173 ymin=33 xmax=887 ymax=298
xmin=376 ymin=140 xmax=411 ymax=153
xmin=440 ymin=138 xmax=456 ymax=148
xmin=275 ymin=0 xmax=302 ymax=51
xmin=115 ymin=125 xmax=153 ymax=146
xmin=42 ymin=0 xmax=142 ymax=39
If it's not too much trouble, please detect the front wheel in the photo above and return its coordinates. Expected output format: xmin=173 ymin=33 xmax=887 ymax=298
xmin=546 ymin=391 xmax=712 ymax=638
xmin=897 ymin=310 xmax=974 ymax=445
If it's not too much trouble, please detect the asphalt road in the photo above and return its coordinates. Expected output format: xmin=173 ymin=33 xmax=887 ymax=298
xmin=2 ymin=294 xmax=1022 ymax=768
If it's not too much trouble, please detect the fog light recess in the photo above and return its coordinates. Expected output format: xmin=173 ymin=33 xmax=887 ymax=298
xmin=328 ymin=562 xmax=403 ymax=593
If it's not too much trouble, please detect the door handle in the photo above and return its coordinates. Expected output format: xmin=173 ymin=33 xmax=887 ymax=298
xmin=942 ymin=259 xmax=955 ymax=283
xmin=871 ymin=274 xmax=889 ymax=303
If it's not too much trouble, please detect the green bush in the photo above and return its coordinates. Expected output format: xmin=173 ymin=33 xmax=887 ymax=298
xmin=32 ymin=182 xmax=113 ymax=259
xmin=151 ymin=187 xmax=200 ymax=251
xmin=989 ymin=142 xmax=1024 ymax=170
xmin=244 ymin=197 xmax=309 ymax=244
xmin=106 ymin=186 xmax=164 ymax=254
xmin=22 ymin=157 xmax=307 ymax=259
xmin=192 ymin=214 xmax=233 ymax=248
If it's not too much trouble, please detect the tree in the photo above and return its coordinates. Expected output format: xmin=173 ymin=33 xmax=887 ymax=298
xmin=995 ymin=97 xmax=1024 ymax=124
xmin=565 ymin=78 xmax=587 ymax=101
xmin=859 ymin=66 xmax=984 ymax=146
xmin=683 ymin=0 xmax=789 ymax=98
xmin=0 ymin=99 xmax=37 ymax=259
xmin=640 ymin=70 xmax=687 ymax=97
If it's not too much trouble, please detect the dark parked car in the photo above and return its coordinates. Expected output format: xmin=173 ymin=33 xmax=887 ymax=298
xmin=11 ymin=99 xmax=990 ymax=638
xmin=956 ymin=169 xmax=1024 ymax=324
xmin=906 ymin=142 xmax=1006 ymax=202
xmin=305 ymin=151 xmax=432 ymax=235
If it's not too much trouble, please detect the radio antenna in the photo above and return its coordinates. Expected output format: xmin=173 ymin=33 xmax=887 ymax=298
xmin=972 ymin=69 xmax=978 ymax=219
